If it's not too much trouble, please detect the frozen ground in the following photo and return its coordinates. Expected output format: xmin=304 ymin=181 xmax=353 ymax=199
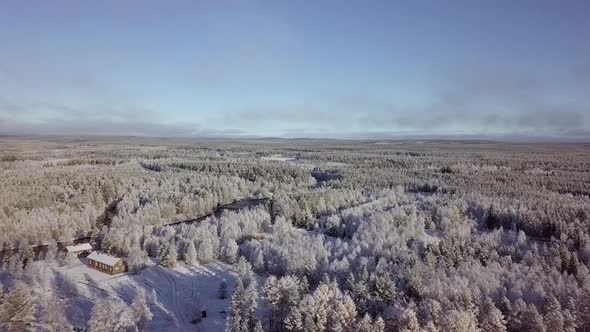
xmin=57 ymin=258 xmax=239 ymax=332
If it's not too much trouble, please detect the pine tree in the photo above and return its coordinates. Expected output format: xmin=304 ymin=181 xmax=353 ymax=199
xmin=374 ymin=317 xmax=385 ymax=332
xmin=252 ymin=249 xmax=265 ymax=272
xmin=143 ymin=236 xmax=160 ymax=257
xmin=498 ymin=296 xmax=511 ymax=318
xmin=544 ymin=296 xmax=563 ymax=332
xmin=41 ymin=295 xmax=72 ymax=332
xmin=131 ymin=290 xmax=153 ymax=331
xmin=237 ymin=256 xmax=255 ymax=289
xmin=423 ymin=321 xmax=438 ymax=332
xmin=356 ymin=314 xmax=374 ymax=332
xmin=264 ymin=276 xmax=280 ymax=331
xmin=243 ymin=280 xmax=259 ymax=331
xmin=89 ymin=298 xmax=135 ymax=332
xmin=441 ymin=309 xmax=480 ymax=332
xmin=253 ymin=320 xmax=264 ymax=332
xmin=563 ymin=309 xmax=577 ymax=332
xmin=285 ymin=305 xmax=303 ymax=332
xmin=7 ymin=254 xmax=23 ymax=275
xmin=198 ymin=237 xmax=214 ymax=263
xmin=508 ymin=298 xmax=526 ymax=331
xmin=373 ymin=275 xmax=396 ymax=305
xmin=399 ymin=308 xmax=420 ymax=332
xmin=225 ymin=279 xmax=245 ymax=332
xmin=331 ymin=294 xmax=357 ymax=332
xmin=102 ymin=233 xmax=114 ymax=254
xmin=521 ymin=304 xmax=545 ymax=332
xmin=90 ymin=225 xmax=101 ymax=244
xmin=159 ymin=242 xmax=177 ymax=268
xmin=22 ymin=244 xmax=35 ymax=266
xmin=301 ymin=294 xmax=327 ymax=332
xmin=56 ymin=250 xmax=67 ymax=267
xmin=221 ymin=238 xmax=239 ymax=264
xmin=185 ymin=241 xmax=198 ymax=266
xmin=127 ymin=245 xmax=148 ymax=273
xmin=479 ymin=298 xmax=506 ymax=332
xmin=2 ymin=247 xmax=12 ymax=268
xmin=21 ymin=244 xmax=34 ymax=268
xmin=0 ymin=282 xmax=37 ymax=332
xmin=579 ymin=286 xmax=590 ymax=331
xmin=218 ymin=279 xmax=228 ymax=299
xmin=486 ymin=204 xmax=499 ymax=229
xmin=45 ymin=241 xmax=58 ymax=263
xmin=345 ymin=273 xmax=356 ymax=293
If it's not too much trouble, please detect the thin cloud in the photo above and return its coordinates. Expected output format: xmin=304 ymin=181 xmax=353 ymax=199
xmin=0 ymin=117 xmax=246 ymax=138
xmin=0 ymin=100 xmax=245 ymax=138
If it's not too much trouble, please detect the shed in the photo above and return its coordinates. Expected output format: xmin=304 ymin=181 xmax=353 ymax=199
xmin=87 ymin=251 xmax=127 ymax=275
xmin=65 ymin=243 xmax=93 ymax=257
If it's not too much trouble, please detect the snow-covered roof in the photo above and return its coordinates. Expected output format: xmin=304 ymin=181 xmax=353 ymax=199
xmin=65 ymin=243 xmax=93 ymax=253
xmin=87 ymin=251 xmax=121 ymax=266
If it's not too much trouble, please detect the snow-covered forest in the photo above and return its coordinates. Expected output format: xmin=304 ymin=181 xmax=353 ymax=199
xmin=1 ymin=137 xmax=590 ymax=332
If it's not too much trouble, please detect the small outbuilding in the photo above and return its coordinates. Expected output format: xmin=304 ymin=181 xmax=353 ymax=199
xmin=65 ymin=243 xmax=93 ymax=257
xmin=87 ymin=251 xmax=127 ymax=275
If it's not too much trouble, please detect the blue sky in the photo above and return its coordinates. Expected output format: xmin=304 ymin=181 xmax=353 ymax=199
xmin=0 ymin=1 xmax=589 ymax=139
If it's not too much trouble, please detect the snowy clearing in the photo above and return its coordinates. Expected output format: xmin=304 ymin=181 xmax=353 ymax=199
xmin=57 ymin=259 xmax=241 ymax=332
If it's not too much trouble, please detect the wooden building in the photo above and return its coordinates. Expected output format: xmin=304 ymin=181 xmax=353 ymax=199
xmin=65 ymin=243 xmax=93 ymax=257
xmin=87 ymin=251 xmax=127 ymax=275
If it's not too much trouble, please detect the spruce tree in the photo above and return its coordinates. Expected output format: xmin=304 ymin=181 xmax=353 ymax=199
xmin=159 ymin=242 xmax=177 ymax=268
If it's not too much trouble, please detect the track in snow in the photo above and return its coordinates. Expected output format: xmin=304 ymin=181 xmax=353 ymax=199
xmin=153 ymin=266 xmax=191 ymax=331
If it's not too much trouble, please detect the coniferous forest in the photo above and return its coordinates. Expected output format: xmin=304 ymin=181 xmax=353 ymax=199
xmin=1 ymin=137 xmax=589 ymax=332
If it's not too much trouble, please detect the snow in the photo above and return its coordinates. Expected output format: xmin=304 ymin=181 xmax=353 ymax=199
xmin=56 ymin=258 xmax=243 ymax=332
xmin=87 ymin=251 xmax=122 ymax=266
xmin=60 ymin=257 xmax=123 ymax=283
xmin=65 ymin=243 xmax=93 ymax=253
xmin=261 ymin=155 xmax=296 ymax=162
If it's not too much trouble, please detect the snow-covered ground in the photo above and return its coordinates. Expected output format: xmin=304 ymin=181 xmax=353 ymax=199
xmin=57 ymin=258 xmax=239 ymax=331
xmin=261 ymin=155 xmax=296 ymax=162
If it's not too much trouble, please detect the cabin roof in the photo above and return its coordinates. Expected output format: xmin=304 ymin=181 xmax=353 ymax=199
xmin=65 ymin=243 xmax=93 ymax=253
xmin=87 ymin=251 xmax=121 ymax=266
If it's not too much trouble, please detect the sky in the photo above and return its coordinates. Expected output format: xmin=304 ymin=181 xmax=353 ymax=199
xmin=0 ymin=1 xmax=589 ymax=140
